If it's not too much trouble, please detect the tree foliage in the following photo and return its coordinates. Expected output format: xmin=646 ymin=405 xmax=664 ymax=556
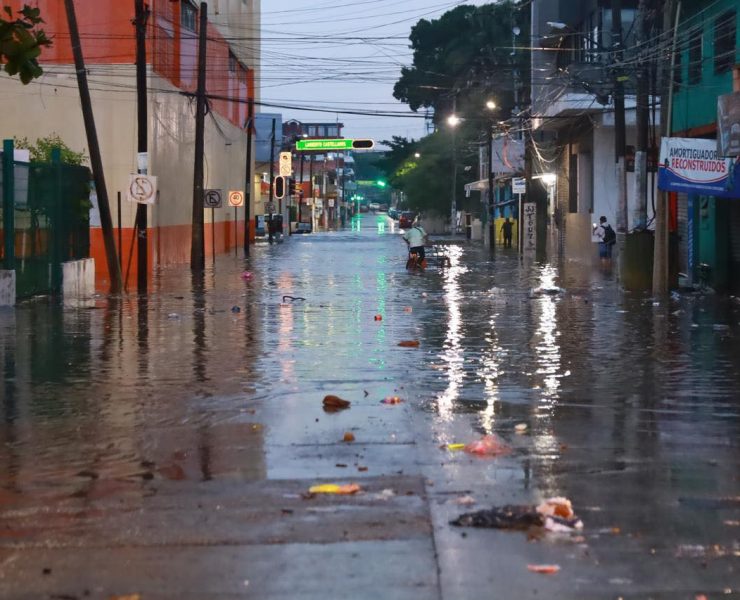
xmin=393 ymin=2 xmax=529 ymax=125
xmin=14 ymin=133 xmax=87 ymax=165
xmin=379 ymin=124 xmax=480 ymax=217
xmin=0 ymin=5 xmax=51 ymax=84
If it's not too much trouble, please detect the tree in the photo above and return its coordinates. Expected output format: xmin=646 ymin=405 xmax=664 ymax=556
xmin=14 ymin=133 xmax=87 ymax=165
xmin=1 ymin=4 xmax=51 ymax=84
xmin=393 ymin=2 xmax=529 ymax=124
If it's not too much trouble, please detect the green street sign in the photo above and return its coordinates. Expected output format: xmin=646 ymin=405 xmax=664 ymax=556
xmin=296 ymin=138 xmax=375 ymax=151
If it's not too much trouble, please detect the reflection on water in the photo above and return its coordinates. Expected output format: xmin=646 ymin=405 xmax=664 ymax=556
xmin=533 ymin=264 xmax=562 ymax=406
xmin=435 ymin=245 xmax=466 ymax=421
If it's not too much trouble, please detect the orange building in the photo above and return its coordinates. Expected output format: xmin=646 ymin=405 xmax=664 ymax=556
xmin=0 ymin=0 xmax=260 ymax=290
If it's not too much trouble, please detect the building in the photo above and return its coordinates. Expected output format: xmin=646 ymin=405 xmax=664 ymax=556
xmin=530 ymin=0 xmax=651 ymax=267
xmin=670 ymin=0 xmax=740 ymax=292
xmin=0 ymin=0 xmax=260 ymax=290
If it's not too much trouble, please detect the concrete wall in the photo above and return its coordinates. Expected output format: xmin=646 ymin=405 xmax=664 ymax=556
xmin=0 ymin=271 xmax=15 ymax=306
xmin=62 ymin=258 xmax=95 ymax=299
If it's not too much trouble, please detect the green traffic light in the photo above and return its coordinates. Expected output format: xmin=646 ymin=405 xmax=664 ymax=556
xmin=376 ymin=180 xmax=387 ymax=188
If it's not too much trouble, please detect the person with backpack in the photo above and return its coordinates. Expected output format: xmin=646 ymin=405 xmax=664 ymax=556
xmin=593 ymin=215 xmax=616 ymax=264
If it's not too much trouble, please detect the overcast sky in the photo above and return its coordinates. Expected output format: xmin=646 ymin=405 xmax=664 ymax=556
xmin=258 ymin=0 xmax=490 ymax=144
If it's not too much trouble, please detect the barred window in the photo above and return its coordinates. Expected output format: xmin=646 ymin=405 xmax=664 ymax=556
xmin=714 ymin=10 xmax=736 ymax=74
xmin=181 ymin=0 xmax=197 ymax=32
xmin=688 ymin=28 xmax=702 ymax=85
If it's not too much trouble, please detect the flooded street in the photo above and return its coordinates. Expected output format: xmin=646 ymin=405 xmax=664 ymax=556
xmin=1 ymin=214 xmax=739 ymax=599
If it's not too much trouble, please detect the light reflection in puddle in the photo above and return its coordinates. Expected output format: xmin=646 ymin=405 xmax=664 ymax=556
xmin=435 ymin=245 xmax=466 ymax=421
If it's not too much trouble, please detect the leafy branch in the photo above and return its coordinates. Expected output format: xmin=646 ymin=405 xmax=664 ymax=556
xmin=0 ymin=4 xmax=52 ymax=84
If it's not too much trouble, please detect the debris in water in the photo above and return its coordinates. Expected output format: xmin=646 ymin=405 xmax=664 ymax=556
xmin=323 ymin=395 xmax=351 ymax=412
xmin=452 ymin=498 xmax=583 ymax=532
xmin=241 ymin=271 xmax=253 ymax=280
xmin=530 ymin=286 xmax=565 ymax=297
xmin=231 ymin=306 xmax=241 ymax=313
xmin=453 ymin=495 xmax=477 ymax=506
xmin=527 ymin=564 xmax=560 ymax=574
xmin=451 ymin=505 xmax=544 ymax=529
xmin=381 ymin=396 xmax=403 ymax=405
xmin=308 ymin=483 xmax=361 ymax=495
xmin=446 ymin=443 xmax=466 ymax=451
xmin=374 ymin=314 xmax=383 ymax=321
xmin=514 ymin=423 xmax=528 ymax=433
xmin=167 ymin=313 xmax=180 ymax=319
xmin=398 ymin=340 xmax=420 ymax=347
xmin=404 ymin=306 xmax=413 ymax=313
xmin=464 ymin=435 xmax=510 ymax=457
xmin=342 ymin=432 xmax=355 ymax=442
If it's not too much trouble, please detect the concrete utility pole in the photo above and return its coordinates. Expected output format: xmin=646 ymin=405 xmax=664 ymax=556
xmin=612 ymin=0 xmax=628 ymax=269
xmin=653 ymin=0 xmax=680 ymax=295
xmin=134 ymin=0 xmax=149 ymax=293
xmin=488 ymin=123 xmax=495 ymax=252
xmin=64 ymin=0 xmax=123 ymax=293
xmin=243 ymin=98 xmax=253 ymax=256
xmin=268 ymin=117 xmax=276 ymax=244
xmin=190 ymin=2 xmax=208 ymax=271
xmin=633 ymin=0 xmax=649 ymax=230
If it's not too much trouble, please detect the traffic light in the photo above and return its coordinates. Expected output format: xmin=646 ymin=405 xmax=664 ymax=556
xmin=274 ymin=176 xmax=285 ymax=199
xmin=376 ymin=180 xmax=387 ymax=188
xmin=351 ymin=139 xmax=375 ymax=149
xmin=289 ymin=180 xmax=299 ymax=196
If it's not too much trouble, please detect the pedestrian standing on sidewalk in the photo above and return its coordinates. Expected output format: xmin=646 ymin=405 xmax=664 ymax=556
xmin=593 ymin=215 xmax=615 ymax=266
xmin=501 ymin=217 xmax=513 ymax=248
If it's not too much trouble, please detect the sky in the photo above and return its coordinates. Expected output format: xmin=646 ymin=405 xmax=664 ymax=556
xmin=257 ymin=0 xmax=491 ymax=145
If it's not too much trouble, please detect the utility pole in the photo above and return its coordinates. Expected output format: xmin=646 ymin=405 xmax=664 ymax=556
xmin=450 ymin=97 xmax=458 ymax=235
xmin=243 ymin=98 xmax=253 ymax=256
xmin=633 ymin=0 xmax=649 ymax=230
xmin=612 ymin=0 xmax=628 ymax=269
xmin=63 ymin=0 xmax=123 ymax=293
xmin=190 ymin=2 xmax=208 ymax=271
xmin=653 ymin=0 xmax=680 ymax=295
xmin=134 ymin=0 xmax=149 ymax=293
xmin=488 ymin=123 xmax=495 ymax=252
xmin=299 ymin=152 xmax=305 ymax=225
xmin=268 ymin=117 xmax=276 ymax=244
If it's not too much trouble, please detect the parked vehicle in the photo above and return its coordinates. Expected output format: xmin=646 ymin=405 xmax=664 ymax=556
xmin=369 ymin=202 xmax=380 ymax=212
xmin=399 ymin=211 xmax=416 ymax=229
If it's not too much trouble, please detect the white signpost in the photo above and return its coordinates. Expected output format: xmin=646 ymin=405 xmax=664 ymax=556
xmin=127 ymin=174 xmax=157 ymax=204
xmin=522 ymin=202 xmax=537 ymax=257
xmin=512 ymin=177 xmax=526 ymax=194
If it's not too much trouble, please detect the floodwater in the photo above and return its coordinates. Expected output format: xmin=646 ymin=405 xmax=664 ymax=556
xmin=0 ymin=213 xmax=738 ymax=599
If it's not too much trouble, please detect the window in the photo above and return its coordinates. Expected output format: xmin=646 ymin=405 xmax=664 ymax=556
xmin=325 ymin=125 xmax=338 ymax=137
xmin=228 ymin=51 xmax=238 ymax=73
xmin=688 ymin=28 xmax=702 ymax=85
xmin=181 ymin=0 xmax=197 ymax=32
xmin=714 ymin=10 xmax=736 ymax=74
xmin=673 ymin=46 xmax=682 ymax=91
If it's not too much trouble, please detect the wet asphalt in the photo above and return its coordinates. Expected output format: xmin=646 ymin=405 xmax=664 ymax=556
xmin=0 ymin=213 xmax=738 ymax=599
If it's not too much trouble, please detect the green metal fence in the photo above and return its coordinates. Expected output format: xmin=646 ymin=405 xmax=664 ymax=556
xmin=1 ymin=141 xmax=91 ymax=298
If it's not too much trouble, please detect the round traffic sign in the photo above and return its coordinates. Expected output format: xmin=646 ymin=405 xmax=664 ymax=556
xmin=204 ymin=189 xmax=222 ymax=208
xmin=129 ymin=175 xmax=156 ymax=203
xmin=228 ymin=190 xmax=244 ymax=207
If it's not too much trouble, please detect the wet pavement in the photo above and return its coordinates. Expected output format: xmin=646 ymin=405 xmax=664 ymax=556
xmin=0 ymin=214 xmax=739 ymax=599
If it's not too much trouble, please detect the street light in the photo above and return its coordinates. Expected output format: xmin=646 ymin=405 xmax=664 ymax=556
xmin=485 ymin=100 xmax=498 ymax=250
xmin=447 ymin=114 xmax=461 ymax=127
xmin=414 ymin=152 xmax=421 ymax=159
